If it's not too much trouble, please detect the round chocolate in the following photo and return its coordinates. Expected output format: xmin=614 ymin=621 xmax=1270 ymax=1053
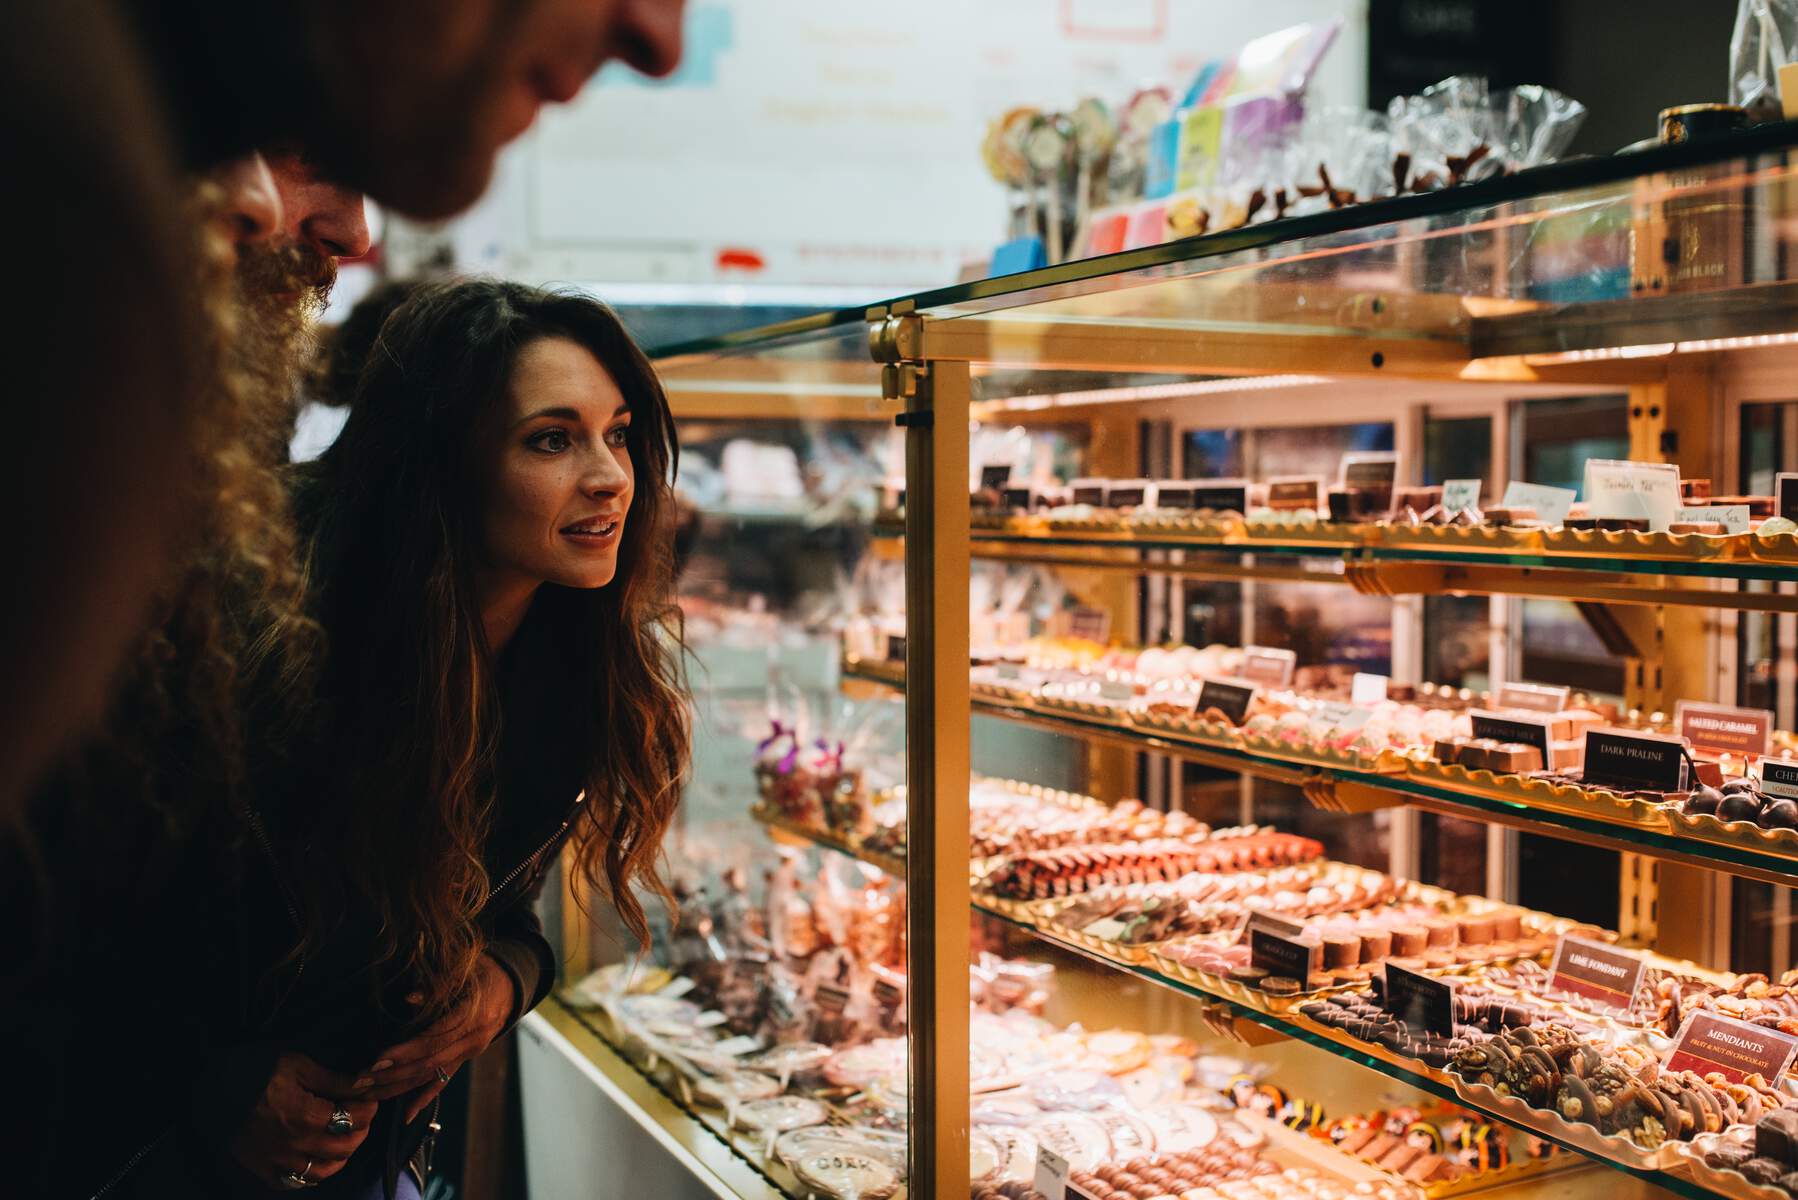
xmin=1720 ymin=793 xmax=1763 ymax=824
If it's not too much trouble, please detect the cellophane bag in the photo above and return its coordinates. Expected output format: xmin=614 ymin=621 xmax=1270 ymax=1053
xmin=1732 ymin=0 xmax=1798 ymax=122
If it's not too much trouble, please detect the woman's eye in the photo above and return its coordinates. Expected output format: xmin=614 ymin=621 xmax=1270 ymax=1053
xmin=528 ymin=429 xmax=571 ymax=453
xmin=605 ymin=424 xmax=631 ymax=448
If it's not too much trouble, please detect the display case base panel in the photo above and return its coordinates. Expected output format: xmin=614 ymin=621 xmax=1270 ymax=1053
xmin=520 ymin=1002 xmax=788 ymax=1200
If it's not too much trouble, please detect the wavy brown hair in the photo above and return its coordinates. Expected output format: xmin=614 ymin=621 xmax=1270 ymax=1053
xmin=295 ymin=278 xmax=690 ymax=1014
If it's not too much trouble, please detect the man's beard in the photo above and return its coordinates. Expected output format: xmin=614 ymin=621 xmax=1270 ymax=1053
xmin=232 ymin=241 xmax=336 ymax=454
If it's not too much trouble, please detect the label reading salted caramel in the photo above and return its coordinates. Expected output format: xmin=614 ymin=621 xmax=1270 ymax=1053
xmin=1664 ymin=1011 xmax=1798 ymax=1084
xmin=1676 ymin=701 xmax=1773 ymax=757
xmin=1548 ymin=935 xmax=1646 ymax=1012
xmin=1240 ymin=646 xmax=1296 ymax=687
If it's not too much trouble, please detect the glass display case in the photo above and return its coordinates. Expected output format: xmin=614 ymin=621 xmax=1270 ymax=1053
xmin=529 ymin=126 xmax=1798 ymax=1200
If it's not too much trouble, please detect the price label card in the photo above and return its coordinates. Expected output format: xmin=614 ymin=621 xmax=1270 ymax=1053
xmin=1249 ymin=928 xmax=1319 ymax=980
xmin=1098 ymin=679 xmax=1135 ymax=702
xmin=1245 ymin=910 xmax=1309 ymax=939
xmin=1313 ymin=702 xmax=1373 ymax=736
xmin=1469 ymin=710 xmax=1554 ymax=769
xmin=1002 ymin=486 xmax=1036 ymax=511
xmin=995 ymin=663 xmax=1023 ymax=682
xmin=1582 ymin=728 xmax=1689 ymax=793
xmin=1664 ymin=1011 xmax=1798 ymax=1084
xmin=1106 ymin=481 xmax=1148 ymax=508
xmin=1071 ymin=480 xmax=1108 ymax=507
xmin=1384 ymin=963 xmax=1456 ymax=1037
xmin=1351 ymin=673 xmax=1389 ymax=704
xmin=1195 ymin=678 xmax=1258 ymax=726
xmin=1677 ymin=504 xmax=1750 ymax=534
xmin=1267 ymin=475 xmax=1324 ymax=511
xmin=1341 ymin=451 xmax=1399 ymax=490
xmin=1548 ymin=935 xmax=1647 ymax=1012
xmin=1495 ymin=682 xmax=1570 ymax=713
xmin=1778 ymin=472 xmax=1798 ymax=523
xmin=1676 ymin=701 xmax=1774 ymax=757
xmin=1762 ymin=759 xmax=1798 ymax=801
xmin=1500 ymin=481 xmax=1577 ymax=526
xmin=885 ymin=634 xmax=907 ymax=663
xmin=1066 ymin=606 xmax=1111 ymax=645
xmin=1035 ymin=1146 xmax=1071 ymax=1200
xmin=1189 ymin=479 xmax=1250 ymax=512
xmin=1442 ymin=479 xmax=1483 ymax=512
xmin=1585 ymin=459 xmax=1681 ymax=531
xmin=1240 ymin=645 xmax=1297 ymax=687
xmin=1156 ymin=483 xmax=1198 ymax=510
xmin=980 ymin=464 xmax=1013 ymax=491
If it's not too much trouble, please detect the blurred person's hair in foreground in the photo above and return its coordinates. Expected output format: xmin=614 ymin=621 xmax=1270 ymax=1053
xmin=0 ymin=0 xmax=210 ymax=817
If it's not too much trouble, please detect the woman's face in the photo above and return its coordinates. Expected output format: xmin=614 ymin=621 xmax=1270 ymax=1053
xmin=480 ymin=336 xmax=635 ymax=592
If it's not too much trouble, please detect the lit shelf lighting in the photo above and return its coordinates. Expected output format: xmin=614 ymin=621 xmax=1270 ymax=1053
xmin=978 ymin=373 xmax=1332 ymax=414
xmin=1526 ymin=330 xmax=1798 ymax=363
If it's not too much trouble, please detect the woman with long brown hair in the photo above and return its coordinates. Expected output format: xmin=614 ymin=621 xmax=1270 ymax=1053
xmin=224 ymin=277 xmax=692 ymax=1196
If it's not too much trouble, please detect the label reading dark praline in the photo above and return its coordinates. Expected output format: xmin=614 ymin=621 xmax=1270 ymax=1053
xmin=1582 ymin=729 xmax=1688 ymax=793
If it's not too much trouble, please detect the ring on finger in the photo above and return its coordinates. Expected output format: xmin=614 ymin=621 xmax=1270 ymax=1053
xmin=279 ymin=1161 xmax=316 ymax=1190
xmin=327 ymin=1106 xmax=354 ymax=1136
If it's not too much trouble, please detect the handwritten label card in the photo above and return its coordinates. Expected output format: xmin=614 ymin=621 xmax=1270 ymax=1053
xmin=1500 ymin=481 xmax=1576 ymax=526
xmin=1442 ymin=479 xmax=1483 ymax=512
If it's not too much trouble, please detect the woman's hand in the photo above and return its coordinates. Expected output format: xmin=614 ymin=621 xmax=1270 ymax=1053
xmin=357 ymin=953 xmax=516 ymax=1120
xmin=230 ymin=1052 xmax=378 ymax=1188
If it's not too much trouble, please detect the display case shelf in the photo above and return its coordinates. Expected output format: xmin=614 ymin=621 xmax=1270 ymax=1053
xmin=840 ymin=659 xmax=1798 ymax=889
xmin=702 ymin=799 xmax=1729 ymax=1200
xmin=867 ymin=525 xmax=1798 ymax=612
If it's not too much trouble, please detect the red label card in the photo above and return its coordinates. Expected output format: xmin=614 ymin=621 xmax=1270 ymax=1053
xmin=1664 ymin=1011 xmax=1798 ymax=1084
xmin=1547 ymin=936 xmax=1646 ymax=1012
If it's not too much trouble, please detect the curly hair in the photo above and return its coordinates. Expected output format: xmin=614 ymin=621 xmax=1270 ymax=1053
xmin=99 ymin=180 xmax=320 ymax=823
xmin=295 ymin=278 xmax=691 ymax=1015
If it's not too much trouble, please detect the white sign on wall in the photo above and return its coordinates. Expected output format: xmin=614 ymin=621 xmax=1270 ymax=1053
xmin=457 ymin=0 xmax=1368 ymax=294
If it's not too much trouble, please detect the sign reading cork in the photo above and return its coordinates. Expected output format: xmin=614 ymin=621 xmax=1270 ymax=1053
xmin=1547 ymin=935 xmax=1647 ymax=1012
xmin=1664 ymin=1011 xmax=1798 ymax=1085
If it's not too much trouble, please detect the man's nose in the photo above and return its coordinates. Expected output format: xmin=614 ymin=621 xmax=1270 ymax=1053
xmin=216 ymin=154 xmax=282 ymax=250
xmin=302 ymin=188 xmax=372 ymax=260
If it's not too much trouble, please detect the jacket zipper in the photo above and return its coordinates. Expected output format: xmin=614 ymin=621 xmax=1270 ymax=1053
xmin=485 ymin=791 xmax=585 ymax=906
xmin=89 ymin=1128 xmax=171 ymax=1200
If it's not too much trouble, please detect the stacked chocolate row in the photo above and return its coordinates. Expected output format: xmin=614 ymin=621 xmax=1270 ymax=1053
xmin=985 ymin=831 xmax=1323 ymax=901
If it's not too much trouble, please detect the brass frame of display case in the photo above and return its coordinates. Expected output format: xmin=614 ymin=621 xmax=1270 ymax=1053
xmin=628 ymin=128 xmax=1798 ymax=1200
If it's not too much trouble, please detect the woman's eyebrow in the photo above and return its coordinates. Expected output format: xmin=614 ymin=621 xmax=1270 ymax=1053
xmin=512 ymin=405 xmax=583 ymax=428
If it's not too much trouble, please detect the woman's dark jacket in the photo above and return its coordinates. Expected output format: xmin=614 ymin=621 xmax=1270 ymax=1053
xmin=10 ymin=601 xmax=586 ymax=1199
